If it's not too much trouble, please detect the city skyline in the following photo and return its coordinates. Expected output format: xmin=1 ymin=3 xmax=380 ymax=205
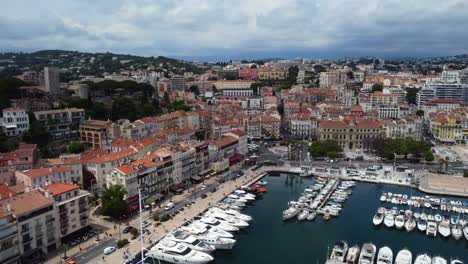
xmin=2 ymin=0 xmax=468 ymax=60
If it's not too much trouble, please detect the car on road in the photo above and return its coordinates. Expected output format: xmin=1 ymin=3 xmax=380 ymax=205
xmin=200 ymin=184 xmax=207 ymax=190
xmin=103 ymin=247 xmax=116 ymax=255
xmin=164 ymin=202 xmax=175 ymax=211
xmin=201 ymin=194 xmax=208 ymax=199
xmin=122 ymin=226 xmax=133 ymax=234
xmin=142 ymin=221 xmax=150 ymax=228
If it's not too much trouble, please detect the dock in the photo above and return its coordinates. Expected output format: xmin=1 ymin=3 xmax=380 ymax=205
xmin=315 ymin=180 xmax=340 ymax=216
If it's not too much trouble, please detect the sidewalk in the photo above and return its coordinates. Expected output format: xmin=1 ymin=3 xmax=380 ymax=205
xmin=91 ymin=168 xmax=264 ymax=264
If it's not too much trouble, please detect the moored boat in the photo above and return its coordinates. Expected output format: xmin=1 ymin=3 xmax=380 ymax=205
xmin=346 ymin=245 xmax=360 ymax=264
xmin=330 ymin=241 xmax=349 ymax=262
xmin=376 ymin=246 xmax=393 ymax=264
xmin=432 ymin=256 xmax=448 ymax=264
xmin=373 ymin=212 xmax=384 ymax=226
xmin=414 ymin=254 xmax=431 ymax=264
xmin=404 ymin=218 xmax=416 ymax=232
xmin=147 ymin=239 xmax=214 ymax=264
xmin=358 ymin=243 xmax=376 ymax=264
xmin=395 ymin=249 xmax=412 ymax=264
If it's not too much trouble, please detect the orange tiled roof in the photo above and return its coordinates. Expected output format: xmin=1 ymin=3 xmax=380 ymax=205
xmin=88 ymin=149 xmax=136 ymax=164
xmin=0 ymin=184 xmax=16 ymax=200
xmin=21 ymin=167 xmax=72 ymax=179
xmin=319 ymin=120 xmax=347 ymax=128
xmin=0 ymin=190 xmax=53 ymax=216
xmin=43 ymin=183 xmax=80 ymax=196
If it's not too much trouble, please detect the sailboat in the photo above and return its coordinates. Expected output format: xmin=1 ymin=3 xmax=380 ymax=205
xmin=404 ymin=217 xmax=416 ymax=232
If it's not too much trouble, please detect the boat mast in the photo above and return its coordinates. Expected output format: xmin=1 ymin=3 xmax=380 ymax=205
xmin=139 ymin=188 xmax=145 ymax=263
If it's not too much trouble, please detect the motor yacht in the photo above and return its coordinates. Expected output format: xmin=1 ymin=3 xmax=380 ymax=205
xmin=346 ymin=245 xmax=360 ymax=264
xmin=395 ymin=215 xmax=405 ymax=229
xmin=432 ymin=256 xmax=448 ymax=264
xmin=380 ymin=194 xmax=387 ymax=202
xmin=257 ymin=180 xmax=268 ymax=186
xmin=227 ymin=194 xmax=249 ymax=204
xmin=147 ymin=239 xmax=214 ymax=264
xmin=414 ymin=212 xmax=421 ymax=219
xmin=395 ymin=249 xmax=412 ymax=264
xmin=384 ymin=214 xmax=395 ymax=228
xmin=211 ymin=207 xmax=252 ymax=222
xmin=463 ymin=225 xmax=468 ymax=241
xmin=414 ymin=254 xmax=431 ymax=264
xmin=426 ymin=221 xmax=437 ymax=237
xmin=307 ymin=212 xmax=316 ymax=221
xmin=417 ymin=219 xmax=427 ymax=232
xmin=330 ymin=241 xmax=348 ymax=262
xmin=282 ymin=206 xmax=300 ymax=220
xmin=181 ymin=227 xmax=236 ymax=250
xmin=434 ymin=214 xmax=442 ymax=223
xmin=188 ymin=221 xmax=234 ymax=238
xmin=373 ymin=212 xmax=384 ymax=226
xmin=358 ymin=243 xmax=376 ymax=264
xmin=198 ymin=217 xmax=239 ymax=232
xmin=297 ymin=210 xmax=309 ymax=221
xmin=450 ymin=215 xmax=459 ymax=225
xmin=222 ymin=198 xmax=246 ymax=208
xmin=376 ymin=246 xmax=393 ymax=264
xmin=165 ymin=230 xmax=215 ymax=253
xmin=420 ymin=213 xmax=428 ymax=221
xmin=438 ymin=221 xmax=451 ymax=238
xmin=427 ymin=214 xmax=435 ymax=222
xmin=204 ymin=212 xmax=249 ymax=229
xmin=404 ymin=218 xmax=416 ymax=232
xmin=451 ymin=224 xmax=463 ymax=240
xmin=450 ymin=259 xmax=463 ymax=264
xmin=233 ymin=190 xmax=256 ymax=201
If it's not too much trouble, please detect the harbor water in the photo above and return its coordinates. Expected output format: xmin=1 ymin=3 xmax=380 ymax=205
xmin=211 ymin=173 xmax=468 ymax=263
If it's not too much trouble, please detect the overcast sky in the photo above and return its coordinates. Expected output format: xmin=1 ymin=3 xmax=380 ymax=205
xmin=1 ymin=0 xmax=468 ymax=60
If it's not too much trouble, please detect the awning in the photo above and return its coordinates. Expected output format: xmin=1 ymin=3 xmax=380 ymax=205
xmin=152 ymin=193 xmax=164 ymax=200
xmin=191 ymin=176 xmax=202 ymax=181
xmin=229 ymin=153 xmax=244 ymax=166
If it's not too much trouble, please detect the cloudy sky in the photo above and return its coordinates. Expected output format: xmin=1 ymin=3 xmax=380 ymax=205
xmin=1 ymin=0 xmax=468 ymax=60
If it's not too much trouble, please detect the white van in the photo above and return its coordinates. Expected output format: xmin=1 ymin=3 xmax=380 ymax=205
xmin=164 ymin=202 xmax=175 ymax=211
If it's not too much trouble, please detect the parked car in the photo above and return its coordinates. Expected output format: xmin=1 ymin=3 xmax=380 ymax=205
xmin=103 ymin=247 xmax=116 ymax=255
xmin=201 ymin=194 xmax=208 ymax=199
xmin=164 ymin=202 xmax=175 ymax=211
xmin=122 ymin=226 xmax=133 ymax=234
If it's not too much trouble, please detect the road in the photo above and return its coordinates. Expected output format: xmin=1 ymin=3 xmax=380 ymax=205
xmin=74 ymin=238 xmax=116 ymax=264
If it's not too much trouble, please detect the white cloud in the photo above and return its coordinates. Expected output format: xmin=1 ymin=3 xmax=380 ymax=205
xmin=1 ymin=0 xmax=468 ymax=58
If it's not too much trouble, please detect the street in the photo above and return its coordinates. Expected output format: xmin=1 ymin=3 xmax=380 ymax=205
xmin=74 ymin=238 xmax=116 ymax=264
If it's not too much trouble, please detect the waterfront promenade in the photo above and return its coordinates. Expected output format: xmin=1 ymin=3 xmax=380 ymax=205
xmin=80 ymin=167 xmax=267 ymax=264
xmin=418 ymin=173 xmax=468 ymax=197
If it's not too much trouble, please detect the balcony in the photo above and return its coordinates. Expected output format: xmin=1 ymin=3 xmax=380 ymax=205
xmin=0 ymin=246 xmax=20 ymax=263
xmin=45 ymin=218 xmax=55 ymax=224
xmin=22 ymin=236 xmax=33 ymax=243
xmin=21 ymin=227 xmax=30 ymax=234
xmin=0 ymin=226 xmax=17 ymax=240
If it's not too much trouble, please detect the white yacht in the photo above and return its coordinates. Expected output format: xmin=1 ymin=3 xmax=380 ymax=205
xmin=380 ymin=194 xmax=387 ymax=202
xmin=434 ymin=214 xmax=442 ymax=223
xmin=282 ymin=206 xmax=300 ymax=220
xmin=417 ymin=219 xmax=427 ymax=232
xmin=307 ymin=212 xmax=316 ymax=221
xmin=227 ymin=194 xmax=249 ymax=203
xmin=451 ymin=224 xmax=462 ymax=240
xmin=147 ymin=239 xmax=214 ymax=264
xmin=198 ymin=217 xmax=239 ymax=232
xmin=432 ymin=256 xmax=448 ymax=264
xmin=165 ymin=230 xmax=215 ymax=253
xmin=358 ymin=243 xmax=376 ymax=264
xmin=233 ymin=190 xmax=256 ymax=201
xmin=204 ymin=212 xmax=249 ymax=229
xmin=404 ymin=218 xmax=416 ymax=232
xmin=384 ymin=214 xmax=395 ymax=228
xmin=182 ymin=227 xmax=236 ymax=250
xmin=188 ymin=221 xmax=234 ymax=238
xmin=426 ymin=221 xmax=437 ymax=237
xmin=438 ymin=221 xmax=451 ymax=238
xmin=346 ymin=245 xmax=360 ymax=264
xmin=395 ymin=249 xmax=412 ymax=264
xmin=211 ymin=207 xmax=252 ymax=222
xmin=297 ymin=210 xmax=309 ymax=221
xmin=373 ymin=213 xmax=384 ymax=226
xmin=395 ymin=215 xmax=405 ymax=229
xmin=414 ymin=254 xmax=431 ymax=264
xmin=376 ymin=246 xmax=393 ymax=264
xmin=330 ymin=241 xmax=348 ymax=262
xmin=450 ymin=259 xmax=464 ymax=264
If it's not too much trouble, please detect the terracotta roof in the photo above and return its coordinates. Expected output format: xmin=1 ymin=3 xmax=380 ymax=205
xmin=227 ymin=129 xmax=247 ymax=136
xmin=81 ymin=119 xmax=113 ymax=127
xmin=0 ymin=190 xmax=53 ymax=216
xmin=319 ymin=120 xmax=347 ymax=128
xmin=212 ymin=136 xmax=238 ymax=148
xmin=43 ymin=183 xmax=80 ymax=196
xmin=88 ymin=149 xmax=136 ymax=164
xmin=356 ymin=120 xmax=383 ymax=128
xmin=2 ymin=107 xmax=25 ymax=111
xmin=21 ymin=167 xmax=72 ymax=179
xmin=0 ymin=184 xmax=16 ymax=200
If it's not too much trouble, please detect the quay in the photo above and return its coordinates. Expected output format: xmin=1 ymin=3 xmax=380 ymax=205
xmin=418 ymin=174 xmax=468 ymax=198
xmin=314 ymin=180 xmax=340 ymax=216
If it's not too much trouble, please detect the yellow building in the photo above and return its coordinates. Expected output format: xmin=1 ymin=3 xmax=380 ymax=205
xmin=430 ymin=116 xmax=462 ymax=143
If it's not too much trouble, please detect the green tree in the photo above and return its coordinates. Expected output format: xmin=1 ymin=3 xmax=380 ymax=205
xmin=67 ymin=141 xmax=85 ymax=154
xmin=22 ymin=118 xmax=50 ymax=148
xmin=464 ymin=171 xmax=468 ymax=178
xmin=416 ymin=110 xmax=424 ymax=117
xmin=250 ymin=83 xmax=262 ymax=95
xmin=406 ymin=88 xmax=420 ymax=105
xmin=309 ymin=140 xmax=342 ymax=158
xmin=372 ymin=83 xmax=384 ymax=93
xmin=112 ymin=97 xmax=137 ymax=121
xmin=101 ymin=184 xmax=128 ymax=219
xmin=167 ymin=100 xmax=190 ymax=112
xmin=0 ymin=78 xmax=25 ymax=111
xmin=0 ymin=132 xmax=17 ymax=153
xmin=189 ymin=85 xmax=200 ymax=95
xmin=424 ymin=150 xmax=434 ymax=162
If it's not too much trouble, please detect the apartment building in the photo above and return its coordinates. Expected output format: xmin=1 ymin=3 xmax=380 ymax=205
xmin=318 ymin=119 xmax=384 ymax=151
xmin=0 ymin=108 xmax=29 ymax=137
xmin=42 ymin=183 xmax=89 ymax=238
xmin=15 ymin=167 xmax=75 ymax=188
xmin=44 ymin=67 xmax=60 ymax=95
xmin=0 ymin=211 xmax=20 ymax=264
xmin=0 ymin=190 xmax=60 ymax=258
xmin=79 ymin=119 xmax=115 ymax=149
xmin=40 ymin=154 xmax=83 ymax=187
xmin=108 ymin=148 xmax=175 ymax=202
xmin=34 ymin=108 xmax=85 ymax=141
xmin=370 ymin=91 xmax=399 ymax=108
xmin=319 ymin=70 xmax=347 ymax=88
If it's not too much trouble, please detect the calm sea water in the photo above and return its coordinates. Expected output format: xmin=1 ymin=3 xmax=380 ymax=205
xmin=211 ymin=174 xmax=468 ymax=263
